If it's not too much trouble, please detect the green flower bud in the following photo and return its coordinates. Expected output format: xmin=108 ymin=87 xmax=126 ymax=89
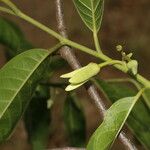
xmin=127 ymin=53 xmax=133 ymax=58
xmin=61 ymin=63 xmax=100 ymax=91
xmin=127 ymin=60 xmax=138 ymax=75
xmin=69 ymin=63 xmax=100 ymax=84
xmin=116 ymin=45 xmax=123 ymax=52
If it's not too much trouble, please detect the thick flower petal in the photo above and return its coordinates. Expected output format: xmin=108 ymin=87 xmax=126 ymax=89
xmin=65 ymin=81 xmax=87 ymax=91
xmin=69 ymin=63 xmax=100 ymax=84
xmin=60 ymin=67 xmax=86 ymax=78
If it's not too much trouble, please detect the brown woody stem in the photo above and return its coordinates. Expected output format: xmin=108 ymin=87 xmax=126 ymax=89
xmin=55 ymin=0 xmax=138 ymax=150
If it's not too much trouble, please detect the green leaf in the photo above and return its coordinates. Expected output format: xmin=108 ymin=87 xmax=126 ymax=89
xmin=0 ymin=17 xmax=32 ymax=57
xmin=87 ymin=92 xmax=142 ymax=150
xmin=23 ymin=56 xmax=66 ymax=150
xmin=63 ymin=93 xmax=86 ymax=147
xmin=24 ymin=85 xmax=51 ymax=150
xmin=0 ymin=48 xmax=52 ymax=141
xmin=73 ymin=0 xmax=104 ymax=32
xmin=95 ymin=79 xmax=150 ymax=149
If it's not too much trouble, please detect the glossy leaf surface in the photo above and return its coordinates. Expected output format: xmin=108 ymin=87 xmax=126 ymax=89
xmin=87 ymin=94 xmax=141 ymax=150
xmin=0 ymin=49 xmax=51 ymax=141
xmin=96 ymin=79 xmax=150 ymax=149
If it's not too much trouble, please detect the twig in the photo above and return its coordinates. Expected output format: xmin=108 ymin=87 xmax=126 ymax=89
xmin=0 ymin=3 xmax=149 ymax=88
xmin=55 ymin=0 xmax=138 ymax=150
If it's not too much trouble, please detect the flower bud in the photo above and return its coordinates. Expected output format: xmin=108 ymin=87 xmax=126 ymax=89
xmin=127 ymin=60 xmax=138 ymax=75
xmin=127 ymin=53 xmax=133 ymax=59
xmin=69 ymin=63 xmax=100 ymax=84
xmin=116 ymin=45 xmax=123 ymax=52
xmin=60 ymin=68 xmax=82 ymax=78
xmin=61 ymin=63 xmax=100 ymax=91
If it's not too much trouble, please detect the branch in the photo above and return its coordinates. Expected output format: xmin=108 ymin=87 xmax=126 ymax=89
xmin=55 ymin=0 xmax=106 ymax=115
xmin=0 ymin=2 xmax=149 ymax=88
xmin=55 ymin=0 xmax=138 ymax=150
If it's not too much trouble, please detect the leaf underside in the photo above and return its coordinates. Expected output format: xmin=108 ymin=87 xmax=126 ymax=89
xmin=87 ymin=96 xmax=139 ymax=150
xmin=96 ymin=79 xmax=150 ymax=149
xmin=73 ymin=0 xmax=104 ymax=32
xmin=0 ymin=49 xmax=51 ymax=141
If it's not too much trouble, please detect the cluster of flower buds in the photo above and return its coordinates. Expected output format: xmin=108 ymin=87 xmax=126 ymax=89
xmin=61 ymin=63 xmax=100 ymax=91
xmin=116 ymin=45 xmax=138 ymax=75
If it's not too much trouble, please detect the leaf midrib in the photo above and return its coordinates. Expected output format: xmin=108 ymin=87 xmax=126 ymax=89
xmin=93 ymin=96 xmax=139 ymax=149
xmin=90 ymin=0 xmax=97 ymax=32
xmin=0 ymin=50 xmax=50 ymax=119
xmin=110 ymin=98 xmax=137 ymax=149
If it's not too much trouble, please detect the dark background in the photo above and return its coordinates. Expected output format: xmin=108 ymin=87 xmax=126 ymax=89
xmin=0 ymin=0 xmax=150 ymax=149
